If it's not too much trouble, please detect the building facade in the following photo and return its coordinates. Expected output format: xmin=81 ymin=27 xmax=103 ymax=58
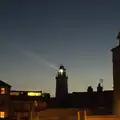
xmin=0 ymin=80 xmax=48 ymax=119
xmin=0 ymin=80 xmax=11 ymax=118
xmin=111 ymin=45 xmax=120 ymax=116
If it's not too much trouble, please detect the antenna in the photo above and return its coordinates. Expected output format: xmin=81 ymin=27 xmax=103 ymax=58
xmin=116 ymin=32 xmax=120 ymax=45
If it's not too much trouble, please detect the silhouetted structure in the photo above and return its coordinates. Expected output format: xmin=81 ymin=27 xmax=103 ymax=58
xmin=87 ymin=86 xmax=93 ymax=93
xmin=111 ymin=40 xmax=120 ymax=116
xmin=55 ymin=65 xmax=68 ymax=106
xmin=97 ymin=83 xmax=103 ymax=92
xmin=0 ymin=80 xmax=11 ymax=118
xmin=0 ymin=72 xmax=114 ymax=119
xmin=46 ymin=65 xmax=113 ymax=114
xmin=87 ymin=86 xmax=93 ymax=110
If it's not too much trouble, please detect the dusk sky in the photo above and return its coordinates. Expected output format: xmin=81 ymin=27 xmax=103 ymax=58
xmin=0 ymin=0 xmax=120 ymax=96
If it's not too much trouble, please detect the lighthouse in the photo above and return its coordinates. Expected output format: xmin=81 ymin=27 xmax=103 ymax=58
xmin=55 ymin=65 xmax=68 ymax=102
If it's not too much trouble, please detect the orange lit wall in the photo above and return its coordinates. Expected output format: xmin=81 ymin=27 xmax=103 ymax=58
xmin=86 ymin=115 xmax=120 ymax=120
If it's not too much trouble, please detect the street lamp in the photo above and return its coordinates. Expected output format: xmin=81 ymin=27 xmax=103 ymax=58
xmin=29 ymin=101 xmax=39 ymax=120
xmin=29 ymin=101 xmax=47 ymax=120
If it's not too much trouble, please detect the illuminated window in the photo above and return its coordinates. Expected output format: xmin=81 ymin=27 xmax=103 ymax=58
xmin=0 ymin=112 xmax=5 ymax=118
xmin=1 ymin=88 xmax=5 ymax=94
xmin=10 ymin=92 xmax=19 ymax=96
xmin=27 ymin=92 xmax=41 ymax=96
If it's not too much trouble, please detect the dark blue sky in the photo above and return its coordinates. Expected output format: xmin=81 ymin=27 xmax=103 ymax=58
xmin=0 ymin=0 xmax=120 ymax=96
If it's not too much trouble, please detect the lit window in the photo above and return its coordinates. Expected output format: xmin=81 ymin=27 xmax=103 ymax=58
xmin=27 ymin=92 xmax=41 ymax=96
xmin=10 ymin=92 xmax=19 ymax=96
xmin=1 ymin=88 xmax=5 ymax=94
xmin=0 ymin=112 xmax=5 ymax=118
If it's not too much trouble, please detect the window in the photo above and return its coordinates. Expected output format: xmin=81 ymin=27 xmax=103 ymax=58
xmin=1 ymin=88 xmax=5 ymax=94
xmin=27 ymin=92 xmax=41 ymax=96
xmin=10 ymin=92 xmax=19 ymax=96
xmin=0 ymin=112 xmax=5 ymax=118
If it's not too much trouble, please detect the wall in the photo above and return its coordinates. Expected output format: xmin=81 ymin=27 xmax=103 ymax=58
xmin=86 ymin=115 xmax=120 ymax=120
xmin=12 ymin=108 xmax=77 ymax=120
xmin=112 ymin=46 xmax=120 ymax=116
xmin=31 ymin=108 xmax=77 ymax=120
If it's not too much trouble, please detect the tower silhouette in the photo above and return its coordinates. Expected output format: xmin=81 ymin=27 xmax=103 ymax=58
xmin=111 ymin=33 xmax=120 ymax=116
xmin=55 ymin=65 xmax=68 ymax=101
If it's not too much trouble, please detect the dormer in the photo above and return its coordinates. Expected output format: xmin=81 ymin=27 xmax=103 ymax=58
xmin=0 ymin=80 xmax=11 ymax=95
